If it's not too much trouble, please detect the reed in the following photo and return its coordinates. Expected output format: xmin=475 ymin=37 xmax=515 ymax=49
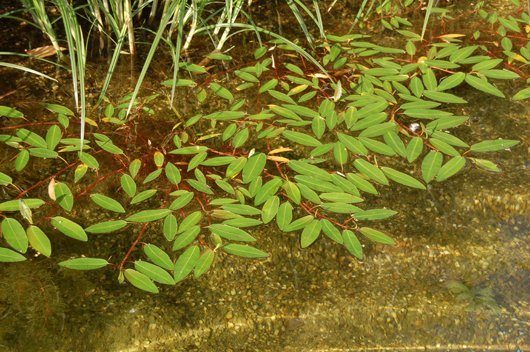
xmin=20 ymin=0 xmax=62 ymax=54
xmin=12 ymin=0 xmax=337 ymax=142
xmin=421 ymin=0 xmax=435 ymax=40
xmin=54 ymin=0 xmax=87 ymax=150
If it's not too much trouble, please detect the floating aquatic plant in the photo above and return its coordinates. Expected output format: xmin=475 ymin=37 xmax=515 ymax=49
xmin=0 ymin=0 xmax=527 ymax=293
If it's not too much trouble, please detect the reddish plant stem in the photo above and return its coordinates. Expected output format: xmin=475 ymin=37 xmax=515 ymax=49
xmin=16 ymin=162 xmax=78 ymax=199
xmin=266 ymin=140 xmax=288 ymax=179
xmin=117 ymin=186 xmax=174 ymax=270
xmin=118 ymin=222 xmax=149 ymax=271
xmin=75 ymin=168 xmax=124 ymax=199
xmin=0 ymin=122 xmax=57 ymax=130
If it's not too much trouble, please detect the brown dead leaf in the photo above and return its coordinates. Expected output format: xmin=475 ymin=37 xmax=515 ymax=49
xmin=268 ymin=147 xmax=292 ymax=155
xmin=48 ymin=177 xmax=56 ymax=201
xmin=267 ymin=155 xmax=290 ymax=163
xmin=25 ymin=45 xmax=66 ymax=58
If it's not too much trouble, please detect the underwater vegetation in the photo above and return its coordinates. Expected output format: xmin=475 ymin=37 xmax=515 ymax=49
xmin=445 ymin=280 xmax=500 ymax=311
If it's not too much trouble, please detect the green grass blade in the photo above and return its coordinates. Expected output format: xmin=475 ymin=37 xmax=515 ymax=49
xmin=421 ymin=0 xmax=435 ymax=40
xmin=0 ymin=62 xmax=57 ymax=81
xmin=126 ymin=0 xmax=181 ymax=117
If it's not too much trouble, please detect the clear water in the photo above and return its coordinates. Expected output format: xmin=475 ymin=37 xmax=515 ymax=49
xmin=0 ymin=2 xmax=528 ymax=351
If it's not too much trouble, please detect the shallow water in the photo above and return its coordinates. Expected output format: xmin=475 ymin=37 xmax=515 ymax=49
xmin=0 ymin=1 xmax=529 ymax=351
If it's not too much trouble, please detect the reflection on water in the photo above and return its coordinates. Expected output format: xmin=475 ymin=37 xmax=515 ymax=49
xmin=0 ymin=2 xmax=529 ymax=352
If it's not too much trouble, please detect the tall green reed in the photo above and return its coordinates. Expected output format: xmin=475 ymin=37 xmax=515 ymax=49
xmin=13 ymin=0 xmax=332 ymax=141
xmin=421 ymin=0 xmax=435 ymax=40
xmin=54 ymin=0 xmax=87 ymax=151
xmin=20 ymin=0 xmax=62 ymax=54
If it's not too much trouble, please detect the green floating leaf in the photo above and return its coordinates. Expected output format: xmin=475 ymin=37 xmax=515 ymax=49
xmin=430 ymin=138 xmax=460 ymax=156
xmin=381 ymin=167 xmax=426 ymax=190
xmin=0 ymin=247 xmax=26 ymax=262
xmin=74 ymin=164 xmax=88 ymax=183
xmin=288 ymin=160 xmax=332 ymax=181
xmin=470 ymin=139 xmax=519 ymax=152
xmin=27 ymin=225 xmax=51 ymax=257
xmin=124 ymin=269 xmax=159 ymax=293
xmin=320 ymin=219 xmax=343 ymax=244
xmin=59 ymin=257 xmax=109 ymax=270
xmin=0 ymin=199 xmax=45 ymax=212
xmin=169 ymin=192 xmax=194 ymax=210
xmin=424 ymin=90 xmax=467 ymax=104
xmin=96 ymin=139 xmax=124 ymax=154
xmin=276 ymin=202 xmax=293 ymax=231
xmin=342 ymin=230 xmax=363 ymax=259
xmin=90 ymin=193 xmax=125 ymax=213
xmin=45 ymin=125 xmax=62 ymax=150
xmin=333 ymin=142 xmax=348 ymax=165
xmin=54 ymin=182 xmax=74 ymax=212
xmin=359 ymin=227 xmax=395 ymax=245
xmin=300 ymin=220 xmax=322 ymax=248
xmin=262 ymin=196 xmax=280 ymax=224
xmin=358 ymin=122 xmax=397 ymax=138
xmin=134 ymin=260 xmax=175 ymax=285
xmin=346 ymin=173 xmax=378 ymax=195
xmin=188 ymin=152 xmax=208 ymax=171
xmin=129 ymin=159 xmax=141 ymax=178
xmin=131 ymin=189 xmax=158 ymax=205
xmin=406 ymin=137 xmax=423 ymax=163
xmin=437 ymin=72 xmax=466 ymax=91
xmin=223 ymin=217 xmax=262 ymax=228
xmin=283 ymin=181 xmax=301 ymax=204
xmin=436 ymin=156 xmax=466 ymax=181
xmin=85 ymin=220 xmax=128 ymax=234
xmin=210 ymin=82 xmax=233 ymax=101
xmin=187 ymin=179 xmax=213 ymax=195
xmin=282 ymin=130 xmax=322 ymax=147
xmin=51 ymin=216 xmax=88 ymax=242
xmin=223 ymin=244 xmax=268 ymax=258
xmin=174 ymin=245 xmax=200 ymax=282
xmin=512 ymin=87 xmax=530 ymax=101
xmin=353 ymin=159 xmax=388 ymax=185
xmin=224 ymin=157 xmax=246 ymax=179
xmin=165 ymin=162 xmax=182 ymax=185
xmin=44 ymin=103 xmax=74 ymax=116
xmin=242 ymin=153 xmax=266 ymax=183
xmin=472 ymin=158 xmax=501 ymax=172
xmin=0 ymin=105 xmax=24 ymax=118
xmin=173 ymin=226 xmax=200 ymax=251
xmin=178 ymin=211 xmax=203 ymax=234
xmin=120 ymin=174 xmax=137 ymax=197
xmin=481 ymin=69 xmax=519 ymax=80
xmin=79 ymin=152 xmax=99 ymax=169
xmin=354 ymin=208 xmax=397 ymax=221
xmin=194 ymin=249 xmax=215 ymax=278
xmin=209 ymin=224 xmax=256 ymax=242
xmin=143 ymin=244 xmax=173 ymax=271
xmin=465 ymin=74 xmax=505 ymax=98
xmin=0 ymin=171 xmax=12 ymax=186
xmin=284 ymin=215 xmax=314 ymax=232
xmin=421 ymin=151 xmax=443 ymax=183
xmin=16 ymin=128 xmax=47 ymax=148
xmin=207 ymin=52 xmax=232 ymax=61
xmin=126 ymin=209 xmax=171 ymax=223
xmin=163 ymin=214 xmax=178 ymax=241
xmin=15 ymin=149 xmax=29 ymax=171
xmin=1 ymin=218 xmax=28 ymax=253
xmin=221 ymin=204 xmax=261 ymax=216
xmin=259 ymin=79 xmax=278 ymax=93
xmin=143 ymin=169 xmax=162 ymax=184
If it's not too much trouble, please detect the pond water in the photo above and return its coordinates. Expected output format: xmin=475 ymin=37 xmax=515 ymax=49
xmin=0 ymin=1 xmax=529 ymax=351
